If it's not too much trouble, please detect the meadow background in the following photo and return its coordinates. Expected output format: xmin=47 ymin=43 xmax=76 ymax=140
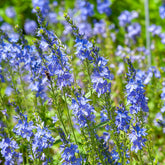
xmin=0 ymin=0 xmax=165 ymax=164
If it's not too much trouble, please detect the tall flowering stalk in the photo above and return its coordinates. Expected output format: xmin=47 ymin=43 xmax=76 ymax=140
xmin=125 ymin=57 xmax=149 ymax=163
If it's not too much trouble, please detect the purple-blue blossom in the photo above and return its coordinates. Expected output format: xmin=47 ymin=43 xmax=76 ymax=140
xmin=13 ymin=115 xmax=35 ymax=141
xmin=129 ymin=124 xmax=147 ymax=152
xmin=29 ymin=78 xmax=48 ymax=99
xmin=93 ymin=20 xmax=107 ymax=38
xmin=148 ymin=24 xmax=162 ymax=36
xmin=32 ymin=0 xmax=50 ymax=17
xmin=159 ymin=33 xmax=165 ymax=44
xmin=75 ymin=38 xmax=93 ymax=61
xmin=159 ymin=4 xmax=165 ymax=19
xmin=97 ymin=0 xmax=111 ymax=16
xmin=154 ymin=112 xmax=163 ymax=127
xmin=118 ymin=10 xmax=138 ymax=27
xmin=5 ymin=86 xmax=14 ymax=96
xmin=24 ymin=19 xmax=37 ymax=35
xmin=32 ymin=126 xmax=55 ymax=158
xmin=0 ymin=138 xmax=22 ymax=165
xmin=52 ymin=115 xmax=58 ymax=123
xmin=127 ymin=23 xmax=141 ymax=41
xmin=0 ymin=16 xmax=3 ymax=22
xmin=48 ymin=12 xmax=57 ymax=23
xmin=5 ymin=7 xmax=16 ymax=18
xmin=100 ymin=109 xmax=110 ymax=130
xmin=91 ymin=71 xmax=111 ymax=97
xmin=78 ymin=22 xmax=92 ymax=38
xmin=126 ymin=78 xmax=148 ymax=114
xmin=60 ymin=143 xmax=82 ymax=165
xmin=35 ymin=25 xmax=74 ymax=90
xmin=76 ymin=0 xmax=94 ymax=21
xmin=70 ymin=96 xmax=96 ymax=128
xmin=91 ymin=55 xmax=113 ymax=97
xmin=100 ymin=109 xmax=109 ymax=123
xmin=1 ymin=23 xmax=13 ymax=33
xmin=56 ymin=70 xmax=74 ymax=90
xmin=115 ymin=105 xmax=131 ymax=133
xmin=160 ymin=82 xmax=165 ymax=115
xmin=125 ymin=58 xmax=148 ymax=114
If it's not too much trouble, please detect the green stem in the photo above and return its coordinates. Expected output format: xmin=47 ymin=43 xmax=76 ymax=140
xmin=30 ymin=142 xmax=35 ymax=164
xmin=139 ymin=150 xmax=143 ymax=165
xmin=49 ymin=79 xmax=68 ymax=137
xmin=0 ymin=83 xmax=11 ymax=136
xmin=147 ymin=141 xmax=154 ymax=165
xmin=85 ymin=58 xmax=95 ymax=103
xmin=63 ymin=91 xmax=78 ymax=145
xmin=17 ymin=66 xmax=27 ymax=109
xmin=87 ymin=121 xmax=105 ymax=164
xmin=123 ymin=131 xmax=127 ymax=165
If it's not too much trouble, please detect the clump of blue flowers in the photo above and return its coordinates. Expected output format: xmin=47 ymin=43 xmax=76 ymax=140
xmin=0 ymin=2 xmax=161 ymax=164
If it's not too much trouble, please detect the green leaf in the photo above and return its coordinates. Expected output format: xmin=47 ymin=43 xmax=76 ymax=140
xmin=95 ymin=121 xmax=109 ymax=129
xmin=53 ymin=139 xmax=61 ymax=145
xmin=85 ymin=91 xmax=91 ymax=98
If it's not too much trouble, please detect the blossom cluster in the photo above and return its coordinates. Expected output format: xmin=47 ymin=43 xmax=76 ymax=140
xmin=0 ymin=0 xmax=164 ymax=164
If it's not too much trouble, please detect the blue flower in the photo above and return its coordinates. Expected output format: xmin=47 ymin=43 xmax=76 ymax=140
xmin=90 ymin=54 xmax=113 ymax=97
xmin=57 ymin=127 xmax=68 ymax=144
xmin=100 ymin=109 xmax=110 ymax=130
xmin=91 ymin=67 xmax=112 ymax=97
xmin=126 ymin=79 xmax=148 ymax=114
xmin=161 ymin=86 xmax=165 ymax=101
xmin=136 ymin=67 xmax=161 ymax=85
xmin=97 ymin=0 xmax=111 ymax=16
xmin=0 ymin=138 xmax=22 ymax=165
xmin=161 ymin=104 xmax=165 ymax=113
xmin=125 ymin=59 xmax=148 ymax=114
xmin=148 ymin=24 xmax=161 ymax=36
xmin=70 ymin=96 xmax=96 ymax=128
xmin=93 ymin=20 xmax=107 ymax=37
xmin=111 ymin=146 xmax=130 ymax=164
xmin=129 ymin=124 xmax=147 ymax=153
xmin=118 ymin=10 xmax=138 ymax=27
xmin=24 ymin=19 xmax=37 ymax=35
xmin=159 ymin=4 xmax=165 ymax=19
xmin=13 ymin=115 xmax=35 ymax=141
xmin=115 ymin=105 xmax=131 ymax=133
xmin=0 ymin=23 xmax=19 ymax=42
xmin=77 ymin=22 xmax=92 ymax=38
xmin=77 ymin=0 xmax=94 ymax=21
xmin=154 ymin=112 xmax=163 ymax=127
xmin=5 ymin=7 xmax=16 ymax=18
xmin=32 ymin=126 xmax=55 ymax=158
xmin=5 ymin=86 xmax=14 ymax=96
xmin=95 ymin=56 xmax=108 ymax=67
xmin=35 ymin=26 xmax=74 ymax=90
xmin=91 ymin=73 xmax=111 ymax=97
xmin=111 ymin=149 xmax=120 ymax=164
xmin=48 ymin=12 xmax=57 ymax=24
xmin=100 ymin=110 xmax=109 ymax=123
xmin=127 ymin=23 xmax=141 ymax=41
xmin=0 ymin=71 xmax=5 ymax=82
xmin=75 ymin=38 xmax=93 ymax=61
xmin=55 ymin=68 xmax=74 ymax=90
xmin=52 ymin=115 xmax=58 ymax=124
xmin=60 ymin=143 xmax=82 ymax=165
xmin=0 ymin=16 xmax=3 ymax=22
xmin=159 ymin=33 xmax=165 ymax=44
xmin=29 ymin=78 xmax=48 ymax=99
xmin=32 ymin=0 xmax=50 ymax=17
